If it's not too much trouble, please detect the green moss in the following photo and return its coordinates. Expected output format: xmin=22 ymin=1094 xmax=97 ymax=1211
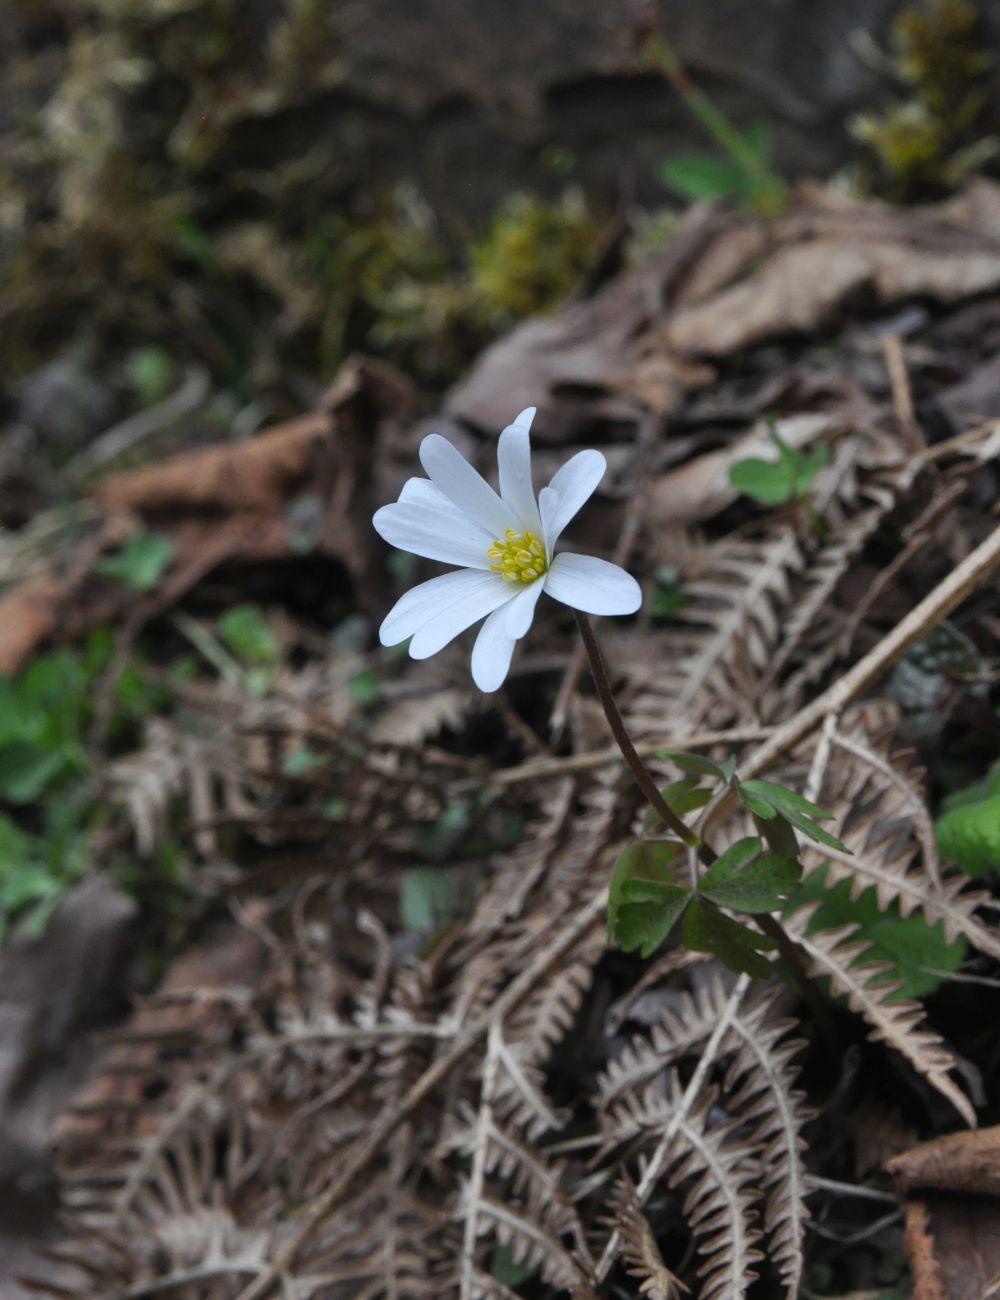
xmin=469 ymin=189 xmax=599 ymax=325
xmin=852 ymin=0 xmax=997 ymax=200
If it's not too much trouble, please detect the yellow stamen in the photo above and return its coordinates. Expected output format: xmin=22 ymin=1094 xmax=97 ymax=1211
xmin=488 ymin=529 xmax=548 ymax=584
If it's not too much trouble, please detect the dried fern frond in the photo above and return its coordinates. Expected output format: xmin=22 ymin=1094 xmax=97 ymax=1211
xmin=638 ymin=1076 xmax=764 ymax=1300
xmin=605 ymin=1174 xmax=689 ymax=1300
xmin=802 ymin=715 xmax=1000 ymax=961
xmin=785 ymin=904 xmax=975 ymax=1125
xmin=721 ymin=986 xmax=811 ymax=1298
xmin=466 ymin=1190 xmax=597 ymax=1297
xmin=595 ymin=976 xmax=737 ymax=1114
xmin=628 ymin=532 xmax=806 ymax=735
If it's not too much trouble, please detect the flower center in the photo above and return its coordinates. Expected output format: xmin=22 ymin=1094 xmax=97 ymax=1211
xmin=487 ymin=530 xmax=548 ymax=584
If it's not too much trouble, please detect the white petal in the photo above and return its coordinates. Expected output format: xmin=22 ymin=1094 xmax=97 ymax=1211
xmin=398 ymin=476 xmax=488 ymax=532
xmin=538 ymin=485 xmax=560 ymax=550
xmin=380 ymin=569 xmax=506 ymax=646
xmin=373 ymin=502 xmax=492 ymax=569
xmin=497 ymin=408 xmax=542 ymax=536
xmin=419 ymin=433 xmax=517 ymax=540
xmin=409 ymin=575 xmax=515 ymax=659
xmin=471 ymin=606 xmax=519 ymax=693
xmin=544 ymin=551 xmax=642 ymax=616
xmin=540 ymin=450 xmax=606 ymax=547
xmin=499 ymin=576 xmax=545 ymax=639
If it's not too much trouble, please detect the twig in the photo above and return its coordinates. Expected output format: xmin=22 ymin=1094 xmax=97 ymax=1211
xmin=736 ymin=521 xmax=1000 ymax=781
xmin=454 ymin=725 xmax=772 ymax=792
xmin=881 ymin=335 xmax=925 ymax=454
xmin=839 ymin=476 xmax=967 ymax=656
xmin=65 ymin=365 xmax=211 ymax=485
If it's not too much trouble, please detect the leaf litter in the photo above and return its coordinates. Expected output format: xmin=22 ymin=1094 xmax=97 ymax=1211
xmin=3 ymin=182 xmax=1000 ymax=1299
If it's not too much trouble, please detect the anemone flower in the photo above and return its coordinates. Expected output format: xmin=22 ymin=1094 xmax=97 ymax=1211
xmin=373 ymin=407 xmax=641 ymax=691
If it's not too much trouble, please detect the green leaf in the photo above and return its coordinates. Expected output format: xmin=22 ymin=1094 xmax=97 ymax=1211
xmin=935 ymin=761 xmax=1000 ymax=876
xmin=420 ymin=800 xmax=471 ymax=859
xmin=219 ymin=604 xmax=280 ymax=666
xmin=348 ymin=669 xmax=382 ymax=704
xmin=281 ymin=747 xmax=329 ymax=778
xmin=717 ymin=756 xmax=738 ymax=784
xmin=609 ymin=839 xmax=690 ymax=957
xmin=729 ymin=456 xmax=795 ymax=505
xmin=937 ymin=792 xmax=1000 ymax=876
xmin=0 ymin=744 xmax=69 ymax=803
xmin=699 ymin=837 xmax=801 ymax=913
xmin=614 ymin=890 xmax=691 ymax=959
xmin=659 ymin=750 xmax=727 ymax=780
xmin=643 ymin=778 xmax=710 ymax=829
xmin=659 ymin=154 xmax=752 ymax=202
xmin=490 ymin=1243 xmax=537 ymax=1287
xmin=737 ymin=779 xmax=849 ymax=852
xmin=127 ymin=347 xmax=173 ymax=405
xmin=400 ymin=868 xmax=454 ymax=932
xmin=753 ymin=809 xmax=800 ymax=858
xmin=0 ymin=864 xmax=61 ymax=911
xmin=730 ymin=426 xmax=828 ymax=506
xmin=790 ymin=866 xmax=965 ymax=999
xmin=743 ymin=119 xmax=773 ymax=163
xmin=682 ymin=897 xmax=775 ymax=978
xmin=650 ymin=567 xmax=688 ymax=619
xmin=95 ymin=533 xmax=176 ymax=593
xmin=0 ymin=814 xmax=32 ymax=867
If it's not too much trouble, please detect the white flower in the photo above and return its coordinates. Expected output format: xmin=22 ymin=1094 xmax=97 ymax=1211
xmin=373 ymin=406 xmax=641 ymax=692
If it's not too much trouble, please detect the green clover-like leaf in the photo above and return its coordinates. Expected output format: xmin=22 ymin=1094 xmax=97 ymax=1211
xmin=682 ymin=897 xmax=775 ymax=978
xmin=737 ymin=779 xmax=849 ymax=852
xmin=698 ymin=836 xmax=801 ymax=913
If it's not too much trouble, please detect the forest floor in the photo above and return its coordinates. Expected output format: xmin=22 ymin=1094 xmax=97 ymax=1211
xmin=2 ymin=176 xmax=1000 ymax=1299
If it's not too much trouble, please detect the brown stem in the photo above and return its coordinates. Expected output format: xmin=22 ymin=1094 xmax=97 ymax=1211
xmin=574 ymin=611 xmax=707 ymax=860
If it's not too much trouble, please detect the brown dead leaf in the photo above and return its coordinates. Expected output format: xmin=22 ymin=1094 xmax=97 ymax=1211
xmin=666 ymin=182 xmax=1000 ymax=358
xmin=902 ymin=1193 xmax=1000 ymax=1300
xmin=95 ymin=410 xmax=330 ymax=517
xmin=650 ymin=411 xmax=842 ymax=525
xmin=888 ymin=1127 xmax=1000 ymax=1197
xmin=0 ymin=357 xmax=422 ymax=674
xmin=445 ymin=205 xmax=729 ymax=438
xmin=890 ymin=1128 xmax=1000 ymax=1300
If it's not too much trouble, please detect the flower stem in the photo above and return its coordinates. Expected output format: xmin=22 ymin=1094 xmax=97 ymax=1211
xmin=574 ymin=611 xmax=706 ymax=859
xmin=574 ymin=611 xmax=836 ymax=1040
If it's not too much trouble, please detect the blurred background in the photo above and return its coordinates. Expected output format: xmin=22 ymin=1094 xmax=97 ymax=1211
xmin=5 ymin=0 xmax=1000 ymax=473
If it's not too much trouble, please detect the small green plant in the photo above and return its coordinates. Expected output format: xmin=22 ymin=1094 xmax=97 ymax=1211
xmin=649 ymin=565 xmax=688 ymax=620
xmin=659 ymin=121 xmax=781 ymax=212
xmin=936 ymin=761 xmax=1000 ymax=875
xmin=219 ymin=603 xmax=280 ymax=666
xmin=400 ymin=868 xmax=454 ymax=934
xmin=609 ymin=750 xmax=848 ymax=975
xmin=644 ymin=33 xmax=788 ymax=216
xmin=729 ymin=425 xmax=828 ymax=507
xmin=95 ymin=532 xmax=176 ymax=592
xmin=0 ymin=641 xmax=109 ymax=936
xmin=126 ymin=346 xmax=174 ymax=405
